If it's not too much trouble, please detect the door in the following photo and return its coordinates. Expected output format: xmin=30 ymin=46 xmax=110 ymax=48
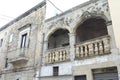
xmin=75 ymin=75 xmax=86 ymax=80
xmin=93 ymin=73 xmax=119 ymax=80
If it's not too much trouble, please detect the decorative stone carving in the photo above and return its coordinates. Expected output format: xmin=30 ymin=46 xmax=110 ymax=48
xmin=64 ymin=17 xmax=74 ymax=26
xmin=81 ymin=11 xmax=92 ymax=19
xmin=102 ymin=2 xmax=109 ymax=12
xmin=81 ymin=5 xmax=105 ymax=20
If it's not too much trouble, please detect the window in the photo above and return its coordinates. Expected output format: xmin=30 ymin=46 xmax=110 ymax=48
xmin=75 ymin=75 xmax=86 ymax=80
xmin=0 ymin=39 xmax=3 ymax=47
xmin=9 ymin=34 xmax=13 ymax=43
xmin=5 ymin=58 xmax=8 ymax=68
xmin=53 ymin=66 xmax=59 ymax=76
xmin=21 ymin=33 xmax=27 ymax=48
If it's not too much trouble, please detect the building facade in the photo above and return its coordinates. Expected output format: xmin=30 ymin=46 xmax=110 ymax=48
xmin=0 ymin=0 xmax=120 ymax=80
xmin=0 ymin=1 xmax=46 ymax=80
xmin=40 ymin=0 xmax=120 ymax=80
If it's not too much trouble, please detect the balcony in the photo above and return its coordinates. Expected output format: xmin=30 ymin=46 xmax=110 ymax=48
xmin=75 ymin=35 xmax=110 ymax=59
xmin=8 ymin=48 xmax=28 ymax=64
xmin=45 ymin=47 xmax=70 ymax=64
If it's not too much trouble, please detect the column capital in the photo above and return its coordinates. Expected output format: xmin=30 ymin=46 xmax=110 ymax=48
xmin=106 ymin=21 xmax=112 ymax=26
xmin=68 ymin=33 xmax=76 ymax=36
xmin=44 ymin=40 xmax=48 ymax=43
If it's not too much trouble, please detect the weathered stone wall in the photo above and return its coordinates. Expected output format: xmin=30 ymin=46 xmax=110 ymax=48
xmin=0 ymin=29 xmax=9 ymax=74
xmin=0 ymin=1 xmax=46 ymax=80
xmin=4 ymin=70 xmax=35 ymax=80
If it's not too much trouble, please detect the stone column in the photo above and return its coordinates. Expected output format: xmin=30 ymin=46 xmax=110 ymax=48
xmin=69 ymin=33 xmax=76 ymax=61
xmin=107 ymin=23 xmax=116 ymax=49
xmin=106 ymin=22 xmax=120 ymax=56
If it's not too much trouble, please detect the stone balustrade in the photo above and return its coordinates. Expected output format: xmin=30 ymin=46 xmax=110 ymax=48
xmin=75 ymin=35 xmax=110 ymax=59
xmin=45 ymin=47 xmax=70 ymax=64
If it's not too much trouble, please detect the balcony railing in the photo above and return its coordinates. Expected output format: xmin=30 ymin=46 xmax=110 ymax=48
xmin=45 ymin=47 xmax=70 ymax=64
xmin=75 ymin=35 xmax=110 ymax=59
xmin=8 ymin=48 xmax=29 ymax=64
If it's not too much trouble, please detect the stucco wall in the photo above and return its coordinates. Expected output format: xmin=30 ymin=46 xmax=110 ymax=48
xmin=108 ymin=0 xmax=120 ymax=52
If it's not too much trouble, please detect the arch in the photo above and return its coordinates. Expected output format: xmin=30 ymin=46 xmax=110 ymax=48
xmin=75 ymin=16 xmax=108 ymax=43
xmin=73 ymin=13 xmax=109 ymax=34
xmin=47 ymin=28 xmax=70 ymax=49
xmin=45 ymin=27 xmax=70 ymax=41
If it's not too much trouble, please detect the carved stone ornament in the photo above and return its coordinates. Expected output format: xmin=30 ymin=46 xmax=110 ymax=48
xmin=81 ymin=11 xmax=92 ymax=19
xmin=64 ymin=17 xmax=74 ymax=26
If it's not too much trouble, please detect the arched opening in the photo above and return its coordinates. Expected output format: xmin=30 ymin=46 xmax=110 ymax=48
xmin=76 ymin=17 xmax=108 ymax=43
xmin=48 ymin=29 xmax=69 ymax=49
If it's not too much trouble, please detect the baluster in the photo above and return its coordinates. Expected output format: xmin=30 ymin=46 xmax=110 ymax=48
xmin=51 ymin=52 xmax=53 ymax=63
xmin=94 ymin=42 xmax=99 ymax=55
xmin=98 ymin=41 xmax=104 ymax=55
xmin=61 ymin=51 xmax=64 ymax=61
xmin=88 ymin=43 xmax=94 ymax=56
xmin=58 ymin=51 xmax=60 ymax=61
xmin=66 ymin=49 xmax=69 ymax=60
xmin=80 ymin=46 xmax=84 ymax=58
xmin=64 ymin=50 xmax=67 ymax=60
xmin=103 ymin=38 xmax=110 ymax=54
xmin=45 ymin=53 xmax=48 ymax=64
xmin=76 ymin=46 xmax=80 ymax=58
xmin=84 ymin=44 xmax=88 ymax=57
xmin=50 ymin=52 xmax=53 ymax=63
xmin=53 ymin=52 xmax=55 ymax=62
xmin=49 ymin=53 xmax=51 ymax=63
xmin=55 ymin=51 xmax=58 ymax=62
xmin=59 ymin=50 xmax=62 ymax=61
xmin=62 ymin=50 xmax=66 ymax=61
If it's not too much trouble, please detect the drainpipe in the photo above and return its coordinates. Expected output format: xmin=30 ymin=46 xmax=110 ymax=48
xmin=38 ymin=33 xmax=45 ymax=80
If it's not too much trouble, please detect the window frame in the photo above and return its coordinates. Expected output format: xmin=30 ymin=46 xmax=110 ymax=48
xmin=18 ymin=27 xmax=30 ymax=49
xmin=20 ymin=33 xmax=27 ymax=48
xmin=9 ymin=33 xmax=14 ymax=43
xmin=53 ymin=66 xmax=59 ymax=76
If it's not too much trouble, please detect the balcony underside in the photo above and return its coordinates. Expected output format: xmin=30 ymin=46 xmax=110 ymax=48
xmin=8 ymin=57 xmax=28 ymax=64
xmin=7 ymin=48 xmax=29 ymax=64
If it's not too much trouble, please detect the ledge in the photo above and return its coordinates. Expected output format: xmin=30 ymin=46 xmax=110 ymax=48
xmin=8 ymin=57 xmax=28 ymax=64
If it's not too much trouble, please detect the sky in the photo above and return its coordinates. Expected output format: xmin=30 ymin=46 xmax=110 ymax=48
xmin=0 ymin=0 xmax=89 ymax=27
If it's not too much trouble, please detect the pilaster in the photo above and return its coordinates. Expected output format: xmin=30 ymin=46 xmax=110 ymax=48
xmin=69 ymin=33 xmax=76 ymax=61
